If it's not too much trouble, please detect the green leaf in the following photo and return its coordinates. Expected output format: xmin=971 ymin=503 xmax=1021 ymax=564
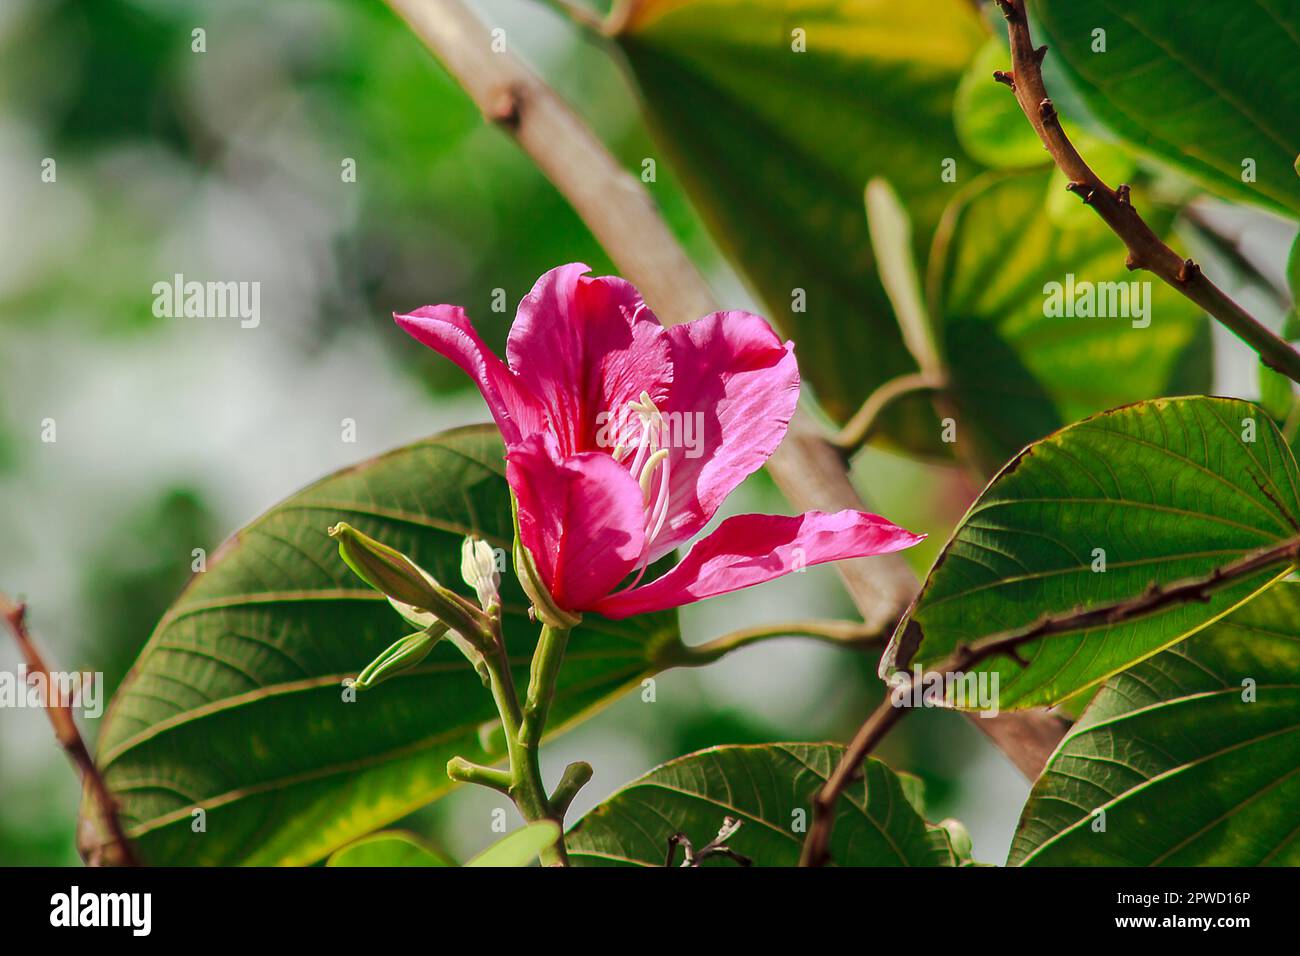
xmin=465 ymin=821 xmax=562 ymax=867
xmin=615 ymin=0 xmax=986 ymax=442
xmin=929 ymin=168 xmax=1210 ymax=472
xmin=82 ymin=426 xmax=682 ymax=865
xmin=1010 ymin=582 xmax=1300 ymax=865
xmin=1028 ymin=0 xmax=1300 ymax=218
xmin=326 ymin=831 xmax=451 ymax=867
xmin=565 ymin=743 xmax=958 ymax=867
xmin=882 ymin=397 xmax=1300 ymax=710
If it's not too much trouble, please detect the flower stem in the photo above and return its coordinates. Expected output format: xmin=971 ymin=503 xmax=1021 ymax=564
xmin=521 ymin=623 xmax=571 ymax=747
xmin=470 ymin=620 xmax=575 ymax=867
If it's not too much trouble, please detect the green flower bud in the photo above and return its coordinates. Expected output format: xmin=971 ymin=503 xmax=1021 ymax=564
xmin=938 ymin=817 xmax=974 ymax=862
xmin=460 ymin=536 xmax=501 ymax=610
xmin=328 ymin=522 xmax=489 ymax=642
xmin=353 ymin=625 xmax=448 ymax=690
xmin=510 ymin=497 xmax=581 ymax=630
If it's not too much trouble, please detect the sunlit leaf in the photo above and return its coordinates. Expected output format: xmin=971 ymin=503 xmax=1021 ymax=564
xmin=929 ymin=168 xmax=1209 ymax=471
xmin=616 ymin=0 xmax=987 ymax=445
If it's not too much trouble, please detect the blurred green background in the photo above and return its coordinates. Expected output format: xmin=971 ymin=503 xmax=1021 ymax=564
xmin=1 ymin=0 xmax=1292 ymax=866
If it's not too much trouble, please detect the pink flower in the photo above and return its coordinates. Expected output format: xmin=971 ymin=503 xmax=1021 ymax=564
xmin=395 ymin=264 xmax=921 ymax=620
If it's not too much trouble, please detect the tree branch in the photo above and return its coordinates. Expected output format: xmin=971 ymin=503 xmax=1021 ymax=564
xmin=800 ymin=533 xmax=1300 ymax=866
xmin=1181 ymin=204 xmax=1294 ymax=313
xmin=992 ymin=0 xmax=1300 ymax=383
xmin=1 ymin=595 xmax=140 ymax=866
xmin=381 ymin=0 xmax=1066 ymax=777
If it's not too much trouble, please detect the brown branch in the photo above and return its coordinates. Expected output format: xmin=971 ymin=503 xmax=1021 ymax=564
xmin=799 ymin=532 xmax=1300 ymax=866
xmin=1181 ymin=205 xmax=1293 ymax=313
xmin=381 ymin=0 xmax=1067 ymax=777
xmin=1 ymin=595 xmax=140 ymax=866
xmin=992 ymin=0 xmax=1300 ymax=383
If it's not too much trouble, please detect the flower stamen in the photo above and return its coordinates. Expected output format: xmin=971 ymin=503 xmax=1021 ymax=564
xmin=607 ymin=389 xmax=679 ymax=592
xmin=639 ymin=448 xmax=669 ymax=499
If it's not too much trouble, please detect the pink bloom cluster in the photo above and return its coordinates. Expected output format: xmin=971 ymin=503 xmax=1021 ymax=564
xmin=396 ymin=264 xmax=920 ymax=619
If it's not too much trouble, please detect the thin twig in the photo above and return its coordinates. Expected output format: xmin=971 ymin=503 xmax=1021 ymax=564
xmin=800 ymin=533 xmax=1300 ymax=866
xmin=833 ymin=371 xmax=946 ymax=453
xmin=992 ymin=0 xmax=1300 ymax=383
xmin=1 ymin=595 xmax=140 ymax=866
xmin=380 ymin=0 xmax=1068 ymax=776
xmin=665 ymin=618 xmax=887 ymax=667
xmin=665 ymin=816 xmax=751 ymax=867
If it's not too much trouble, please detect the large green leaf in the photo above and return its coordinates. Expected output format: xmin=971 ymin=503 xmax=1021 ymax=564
xmin=565 ymin=743 xmax=958 ymax=867
xmin=81 ymin=426 xmax=681 ymax=865
xmin=929 ymin=168 xmax=1210 ymax=471
xmin=1029 ymin=0 xmax=1300 ymax=218
xmin=615 ymin=0 xmax=987 ymax=441
xmin=882 ymin=397 xmax=1300 ymax=710
xmin=1010 ymin=582 xmax=1300 ymax=865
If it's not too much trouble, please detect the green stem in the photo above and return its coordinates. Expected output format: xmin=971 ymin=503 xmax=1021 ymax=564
xmin=447 ymin=756 xmax=513 ymax=794
xmin=550 ymin=761 xmax=594 ymax=819
xmin=521 ymin=624 xmax=571 ymax=746
xmin=471 ymin=621 xmax=575 ymax=867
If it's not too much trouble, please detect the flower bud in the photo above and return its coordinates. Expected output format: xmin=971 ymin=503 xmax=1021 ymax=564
xmin=329 ymin=522 xmax=489 ymax=641
xmin=352 ymin=625 xmax=447 ymax=690
xmin=938 ymin=817 xmax=974 ymax=861
xmin=461 ymin=536 xmax=501 ymax=610
xmin=510 ymin=498 xmax=581 ymax=629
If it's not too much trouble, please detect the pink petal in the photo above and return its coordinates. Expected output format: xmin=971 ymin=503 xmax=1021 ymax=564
xmin=647 ymin=311 xmax=799 ymax=562
xmin=591 ymin=511 xmax=923 ymax=619
xmin=507 ymin=433 xmax=647 ymax=612
xmin=394 ymin=305 xmax=545 ymax=446
xmin=506 ymin=264 xmax=672 ymax=456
